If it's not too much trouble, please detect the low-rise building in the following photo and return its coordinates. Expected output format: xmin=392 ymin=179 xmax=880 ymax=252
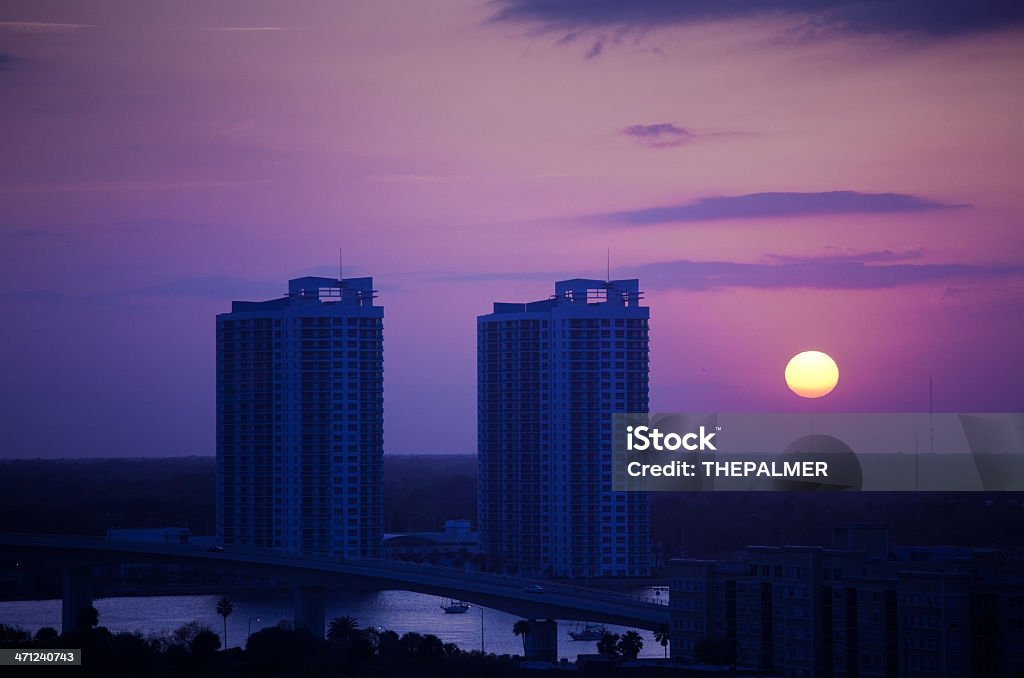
xmin=382 ymin=519 xmax=481 ymax=568
xmin=669 ymin=524 xmax=1024 ymax=677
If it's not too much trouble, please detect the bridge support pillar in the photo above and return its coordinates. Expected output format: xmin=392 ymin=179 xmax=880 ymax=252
xmin=61 ymin=565 xmax=94 ymax=634
xmin=293 ymin=586 xmax=325 ymax=639
xmin=524 ymin=619 xmax=558 ymax=661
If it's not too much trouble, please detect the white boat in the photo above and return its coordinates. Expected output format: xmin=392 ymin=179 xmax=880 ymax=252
xmin=441 ymin=599 xmax=471 ymax=614
xmin=568 ymin=622 xmax=606 ymax=641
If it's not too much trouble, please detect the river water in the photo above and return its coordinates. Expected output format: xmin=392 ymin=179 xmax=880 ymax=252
xmin=0 ymin=589 xmax=668 ymax=660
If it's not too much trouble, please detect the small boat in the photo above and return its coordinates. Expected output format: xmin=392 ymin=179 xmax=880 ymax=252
xmin=568 ymin=622 xmax=606 ymax=641
xmin=441 ymin=599 xmax=471 ymax=614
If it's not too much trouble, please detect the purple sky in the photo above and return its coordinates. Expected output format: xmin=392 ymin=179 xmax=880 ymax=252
xmin=1 ymin=1 xmax=1023 ymax=457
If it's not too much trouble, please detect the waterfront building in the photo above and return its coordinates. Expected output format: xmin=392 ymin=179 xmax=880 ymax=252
xmin=669 ymin=524 xmax=1024 ymax=677
xmin=216 ymin=276 xmax=383 ymax=558
xmin=477 ymin=278 xmax=651 ymax=577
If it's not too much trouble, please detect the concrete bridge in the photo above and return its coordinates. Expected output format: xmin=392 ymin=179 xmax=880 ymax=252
xmin=0 ymin=533 xmax=667 ymax=659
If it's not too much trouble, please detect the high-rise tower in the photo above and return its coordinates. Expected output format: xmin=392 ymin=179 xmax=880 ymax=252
xmin=216 ymin=276 xmax=383 ymax=558
xmin=477 ymin=278 xmax=651 ymax=577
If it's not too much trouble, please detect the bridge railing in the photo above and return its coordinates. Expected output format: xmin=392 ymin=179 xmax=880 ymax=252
xmin=208 ymin=544 xmax=663 ymax=605
xmin=341 ymin=557 xmax=667 ymax=606
xmin=0 ymin=534 xmax=669 ymax=607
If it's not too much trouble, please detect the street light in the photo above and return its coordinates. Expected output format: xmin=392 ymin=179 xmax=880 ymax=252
xmin=248 ymin=617 xmax=261 ymax=640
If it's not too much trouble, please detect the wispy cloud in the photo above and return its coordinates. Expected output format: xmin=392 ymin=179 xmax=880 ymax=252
xmin=0 ymin=178 xmax=272 ymax=196
xmin=131 ymin=275 xmax=281 ymax=300
xmin=765 ymin=246 xmax=926 ymax=265
xmin=0 ymin=289 xmax=69 ymax=302
xmin=597 ymin=191 xmax=968 ymax=225
xmin=491 ymin=0 xmax=1024 ymax=37
xmin=551 ymin=27 xmax=635 ymax=58
xmin=0 ymin=275 xmax=282 ymax=305
xmin=203 ymin=26 xmax=296 ymax=33
xmin=623 ymin=122 xmax=692 ymax=148
xmin=0 ymin=228 xmax=64 ymax=240
xmin=623 ymin=123 xmax=689 ymax=139
xmin=365 ymin=173 xmax=470 ymax=184
xmin=0 ymin=21 xmax=97 ymax=33
xmin=938 ymin=284 xmax=1024 ymax=312
xmin=430 ymin=269 xmax=562 ymax=285
xmin=431 ymin=253 xmax=1023 ymax=292
xmin=634 ymin=258 xmax=1024 ymax=291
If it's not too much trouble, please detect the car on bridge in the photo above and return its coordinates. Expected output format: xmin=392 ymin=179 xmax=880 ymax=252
xmin=523 ymin=584 xmax=544 ymax=594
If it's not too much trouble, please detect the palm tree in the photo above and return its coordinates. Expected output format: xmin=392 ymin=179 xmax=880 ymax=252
xmin=215 ymin=597 xmax=233 ymax=649
xmin=377 ymin=629 xmax=401 ymax=657
xmin=654 ymin=624 xmax=670 ymax=659
xmin=420 ymin=634 xmax=445 ymax=658
xmin=399 ymin=631 xmax=424 ymax=656
xmin=75 ymin=606 xmax=99 ymax=631
xmin=512 ymin=619 xmax=531 ymax=656
xmin=596 ymin=631 xmax=620 ymax=656
xmin=327 ymin=615 xmax=359 ymax=642
xmin=617 ymin=630 xmax=644 ymax=659
xmin=34 ymin=628 xmax=59 ymax=645
xmin=190 ymin=629 xmax=222 ymax=656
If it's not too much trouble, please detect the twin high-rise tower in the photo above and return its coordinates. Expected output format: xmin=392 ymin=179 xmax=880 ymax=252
xmin=477 ymin=279 xmax=651 ymax=578
xmin=216 ymin=275 xmax=650 ymax=577
xmin=216 ymin=276 xmax=383 ymax=558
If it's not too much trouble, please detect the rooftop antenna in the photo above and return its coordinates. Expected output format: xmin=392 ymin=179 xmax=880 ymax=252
xmin=915 ymin=425 xmax=920 ymax=491
xmin=929 ymin=374 xmax=934 ymax=455
xmin=338 ymin=247 xmax=343 ymax=283
xmin=606 ymin=247 xmax=611 ymax=283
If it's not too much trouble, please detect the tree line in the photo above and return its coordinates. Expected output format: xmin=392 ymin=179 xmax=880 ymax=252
xmin=0 ymin=602 xmax=520 ymax=678
xmin=3 ymin=456 xmax=1022 ymax=561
